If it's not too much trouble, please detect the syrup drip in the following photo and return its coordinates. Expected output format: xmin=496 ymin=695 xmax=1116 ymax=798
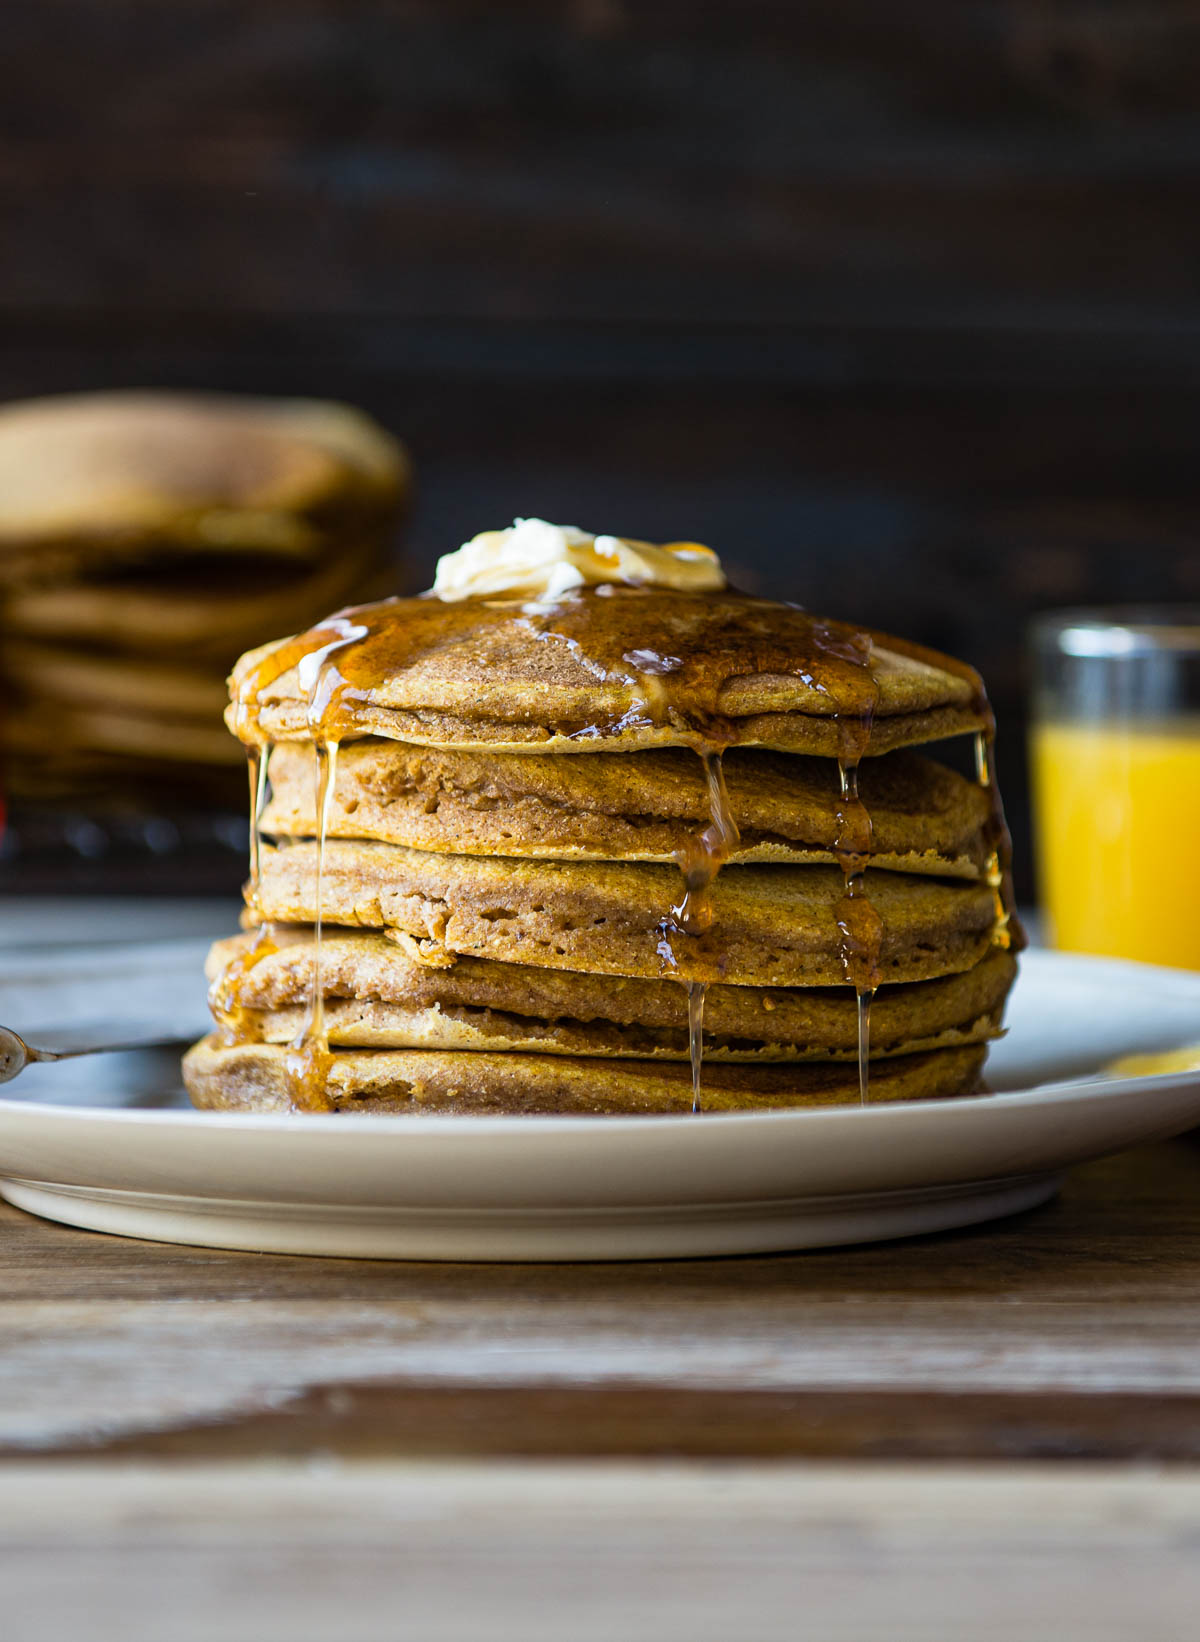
xmin=209 ymin=925 xmax=279 ymax=1047
xmin=259 ymin=612 xmax=383 ymax=1110
xmin=828 ymin=633 xmax=881 ymax=1104
xmin=283 ymin=738 xmax=339 ymax=1111
xmin=855 ymin=988 xmax=875 ymax=1105
xmin=234 ymin=610 xmax=374 ymax=745
xmin=211 ymin=742 xmax=276 ymax=1046
xmin=834 ymin=757 xmax=884 ymax=1105
xmin=974 ymin=726 xmax=1023 ymax=955
xmin=672 ymin=750 xmax=741 ymax=935
xmin=686 ymin=981 xmax=707 ymax=1114
xmin=654 ymin=746 xmax=741 ymax=1111
xmin=245 ymin=741 xmax=272 ymax=924
xmin=974 ymin=728 xmax=991 ymax=787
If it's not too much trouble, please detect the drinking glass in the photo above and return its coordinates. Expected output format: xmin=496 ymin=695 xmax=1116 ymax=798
xmin=1030 ymin=609 xmax=1200 ymax=969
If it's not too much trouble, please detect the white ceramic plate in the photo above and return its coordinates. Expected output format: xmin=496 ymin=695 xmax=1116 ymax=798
xmin=1 ymin=942 xmax=1199 ymax=1260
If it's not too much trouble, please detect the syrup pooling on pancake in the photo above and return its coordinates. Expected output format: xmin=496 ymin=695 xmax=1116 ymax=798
xmin=230 ymin=588 xmax=925 ymax=747
xmin=232 ymin=610 xmax=376 ymax=745
xmin=210 ymin=922 xmax=278 ymax=1046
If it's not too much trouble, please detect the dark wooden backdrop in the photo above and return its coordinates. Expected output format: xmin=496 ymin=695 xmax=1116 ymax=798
xmin=5 ymin=0 xmax=1200 ymax=896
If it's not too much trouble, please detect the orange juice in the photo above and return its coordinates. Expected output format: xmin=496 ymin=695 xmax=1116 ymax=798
xmin=1032 ymin=719 xmax=1200 ymax=968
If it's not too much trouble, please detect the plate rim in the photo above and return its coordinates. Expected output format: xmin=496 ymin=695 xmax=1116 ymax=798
xmin=2 ymin=1059 xmax=1198 ymax=1137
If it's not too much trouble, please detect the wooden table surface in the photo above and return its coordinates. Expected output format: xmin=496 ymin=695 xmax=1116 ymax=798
xmin=5 ymin=1136 xmax=1200 ymax=1639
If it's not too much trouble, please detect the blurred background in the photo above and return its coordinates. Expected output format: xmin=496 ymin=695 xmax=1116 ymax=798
xmin=3 ymin=0 xmax=1199 ymax=904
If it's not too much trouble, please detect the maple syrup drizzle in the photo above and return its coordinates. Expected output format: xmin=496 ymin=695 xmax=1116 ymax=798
xmin=855 ymin=988 xmax=875 ymax=1106
xmin=230 ymin=588 xmax=917 ymax=749
xmin=211 ymin=742 xmax=277 ymax=1046
xmin=834 ymin=756 xmax=884 ymax=1104
xmin=975 ymin=725 xmax=1022 ymax=954
xmin=283 ymin=738 xmax=339 ymax=1111
xmin=821 ymin=622 xmax=883 ymax=1106
xmin=246 ymin=741 xmax=271 ymax=923
xmin=974 ymin=727 xmax=990 ymax=788
xmin=277 ymin=620 xmax=374 ymax=1110
xmin=686 ymin=980 xmax=707 ymax=1113
xmin=209 ymin=922 xmax=279 ymax=1046
xmin=654 ymin=746 xmax=742 ymax=1111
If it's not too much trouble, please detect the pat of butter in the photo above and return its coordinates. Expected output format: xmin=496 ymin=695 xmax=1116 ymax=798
xmin=431 ymin=517 xmax=727 ymax=602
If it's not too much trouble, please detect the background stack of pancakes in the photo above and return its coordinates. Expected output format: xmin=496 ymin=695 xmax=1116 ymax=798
xmin=0 ymin=391 xmax=408 ymax=810
xmin=185 ymin=561 xmax=1019 ymax=1116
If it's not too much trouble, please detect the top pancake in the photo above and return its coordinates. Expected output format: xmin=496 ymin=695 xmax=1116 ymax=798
xmin=229 ymin=586 xmax=988 ymax=756
xmin=0 ymin=391 xmax=408 ymax=584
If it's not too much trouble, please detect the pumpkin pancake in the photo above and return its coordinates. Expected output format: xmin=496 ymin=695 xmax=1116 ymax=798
xmin=207 ymin=930 xmax=1016 ymax=1060
xmin=0 ymin=391 xmax=410 ymax=805
xmin=7 ymin=639 xmax=232 ymax=723
xmin=1 ymin=641 xmax=244 ymax=766
xmin=2 ymin=697 xmax=243 ymax=770
xmin=229 ymin=585 xmax=988 ymax=756
xmin=5 ymin=535 xmax=380 ymax=662
xmin=261 ymin=739 xmax=991 ymax=878
xmin=182 ymin=1038 xmax=988 ymax=1115
xmin=0 ymin=391 xmax=407 ymax=585
xmin=253 ymin=841 xmax=999 ymax=987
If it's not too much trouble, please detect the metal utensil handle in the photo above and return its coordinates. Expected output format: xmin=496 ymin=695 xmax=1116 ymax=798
xmin=0 ymin=1025 xmax=191 ymax=1085
xmin=0 ymin=1026 xmax=32 ymax=1083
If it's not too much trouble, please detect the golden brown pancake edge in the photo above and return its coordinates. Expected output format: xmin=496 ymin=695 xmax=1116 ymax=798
xmin=207 ymin=930 xmax=1015 ymax=1061
xmin=252 ymin=841 xmax=1000 ymax=988
xmin=260 ymin=739 xmax=992 ymax=877
xmin=183 ymin=1038 xmax=989 ymax=1115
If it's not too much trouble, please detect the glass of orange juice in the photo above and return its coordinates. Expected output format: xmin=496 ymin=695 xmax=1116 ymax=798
xmin=1031 ymin=609 xmax=1200 ymax=969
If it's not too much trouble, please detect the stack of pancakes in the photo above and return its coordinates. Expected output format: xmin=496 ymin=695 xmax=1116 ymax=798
xmin=185 ymin=541 xmax=1019 ymax=1116
xmin=0 ymin=391 xmax=408 ymax=806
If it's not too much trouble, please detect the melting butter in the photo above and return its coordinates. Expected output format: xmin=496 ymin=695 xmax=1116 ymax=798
xmin=431 ymin=518 xmax=726 ymax=602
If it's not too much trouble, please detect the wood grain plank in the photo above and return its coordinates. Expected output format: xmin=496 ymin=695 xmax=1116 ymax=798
xmin=39 ymin=1383 xmax=1200 ymax=1464
xmin=3 ymin=1143 xmax=1200 ymax=1459
xmin=4 ymin=1137 xmax=1195 ymax=1301
xmin=4 ymin=1461 xmax=1200 ymax=1642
